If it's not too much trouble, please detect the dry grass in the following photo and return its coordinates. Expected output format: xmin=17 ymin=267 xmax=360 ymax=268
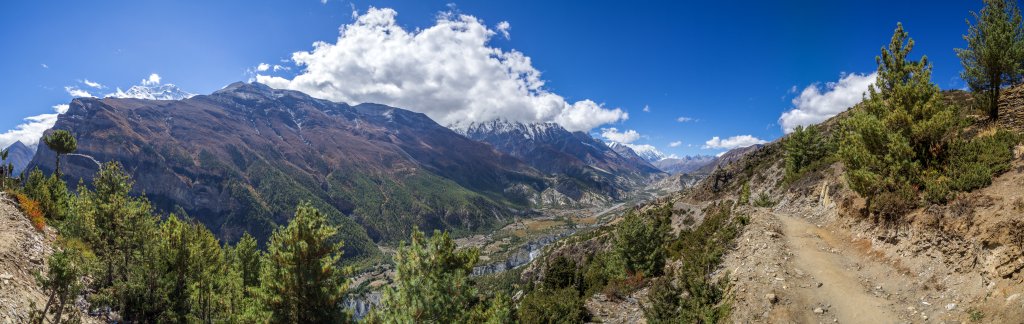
xmin=14 ymin=193 xmax=45 ymax=232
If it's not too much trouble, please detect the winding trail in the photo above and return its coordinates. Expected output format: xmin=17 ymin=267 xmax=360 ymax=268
xmin=776 ymin=213 xmax=900 ymax=324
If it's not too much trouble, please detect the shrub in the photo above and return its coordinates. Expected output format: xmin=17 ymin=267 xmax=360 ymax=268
xmin=752 ymin=192 xmax=776 ymax=208
xmin=642 ymin=276 xmax=680 ymax=323
xmin=946 ymin=130 xmax=1020 ymax=192
xmin=15 ymin=193 xmax=45 ymax=231
xmin=517 ymin=287 xmax=586 ymax=324
xmin=614 ymin=205 xmax=671 ymax=277
xmin=738 ymin=182 xmax=750 ymax=205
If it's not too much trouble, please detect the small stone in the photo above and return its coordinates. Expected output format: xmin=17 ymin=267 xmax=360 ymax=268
xmin=1007 ymin=294 xmax=1021 ymax=303
xmin=813 ymin=307 xmax=825 ymax=314
xmin=766 ymin=293 xmax=778 ymax=304
xmin=816 ymin=282 xmax=823 ymax=288
xmin=922 ymin=314 xmax=928 ymax=320
xmin=945 ymin=303 xmax=956 ymax=311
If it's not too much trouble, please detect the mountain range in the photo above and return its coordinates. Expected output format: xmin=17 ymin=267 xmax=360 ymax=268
xmin=27 ymin=82 xmax=683 ymax=261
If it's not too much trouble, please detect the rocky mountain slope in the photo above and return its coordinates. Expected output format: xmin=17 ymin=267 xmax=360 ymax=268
xmin=3 ymin=141 xmax=34 ymax=175
xmin=0 ymin=194 xmax=53 ymax=323
xmin=458 ymin=120 xmax=662 ymax=204
xmin=29 ymin=82 xmax=561 ymax=260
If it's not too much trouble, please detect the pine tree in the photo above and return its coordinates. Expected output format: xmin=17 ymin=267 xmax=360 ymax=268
xmin=234 ymin=232 xmax=262 ymax=291
xmin=784 ymin=125 xmax=828 ymax=181
xmin=367 ymin=228 xmax=510 ymax=323
xmin=614 ymin=205 xmax=670 ymax=276
xmin=260 ymin=202 xmax=350 ymax=324
xmin=31 ymin=250 xmax=85 ymax=324
xmin=957 ymin=0 xmax=1024 ymax=120
xmin=840 ymin=23 xmax=958 ymax=230
xmin=43 ymin=130 xmax=77 ymax=178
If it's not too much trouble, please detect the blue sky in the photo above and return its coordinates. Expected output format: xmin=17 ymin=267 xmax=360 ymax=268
xmin=0 ymin=0 xmax=986 ymax=157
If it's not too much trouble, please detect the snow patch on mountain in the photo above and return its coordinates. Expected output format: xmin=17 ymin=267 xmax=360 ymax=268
xmin=606 ymin=141 xmax=666 ymax=162
xmin=108 ymin=83 xmax=195 ymax=101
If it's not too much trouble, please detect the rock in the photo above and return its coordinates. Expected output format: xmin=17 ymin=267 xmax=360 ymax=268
xmin=945 ymin=303 xmax=956 ymax=311
xmin=766 ymin=293 xmax=778 ymax=304
xmin=813 ymin=307 xmax=825 ymax=314
xmin=816 ymin=282 xmax=823 ymax=288
xmin=1007 ymin=294 xmax=1020 ymax=304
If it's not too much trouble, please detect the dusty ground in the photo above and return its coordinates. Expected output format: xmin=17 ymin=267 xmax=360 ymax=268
xmin=0 ymin=193 xmax=53 ymax=323
xmin=724 ymin=147 xmax=1024 ymax=324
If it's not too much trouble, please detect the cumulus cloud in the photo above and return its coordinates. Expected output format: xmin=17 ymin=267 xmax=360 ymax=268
xmin=257 ymin=63 xmax=271 ymax=72
xmin=142 ymin=73 xmax=161 ymax=86
xmin=41 ymin=63 xmax=49 ymax=69
xmin=257 ymin=7 xmax=627 ymax=132
xmin=0 ymin=104 xmax=69 ymax=149
xmin=703 ymin=135 xmax=767 ymax=149
xmin=600 ymin=128 xmax=641 ymax=144
xmin=779 ymin=72 xmax=876 ymax=133
xmin=642 ymin=105 xmax=650 ymax=112
xmin=676 ymin=116 xmax=693 ymax=122
xmin=64 ymin=86 xmax=94 ymax=98
xmin=669 ymin=141 xmax=682 ymax=147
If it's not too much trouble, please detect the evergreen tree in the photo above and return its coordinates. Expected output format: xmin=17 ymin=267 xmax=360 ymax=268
xmin=957 ymin=0 xmax=1024 ymax=120
xmin=367 ymin=228 xmax=510 ymax=323
xmin=784 ymin=125 xmax=828 ymax=181
xmin=614 ymin=205 xmax=670 ymax=276
xmin=840 ymin=23 xmax=958 ymax=229
xmin=43 ymin=130 xmax=77 ymax=178
xmin=642 ymin=276 xmax=681 ymax=324
xmin=234 ymin=232 xmax=262 ymax=291
xmin=261 ymin=202 xmax=350 ymax=324
xmin=31 ymin=250 xmax=85 ymax=324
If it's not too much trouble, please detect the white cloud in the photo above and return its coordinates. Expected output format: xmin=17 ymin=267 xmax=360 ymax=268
xmin=716 ymin=151 xmax=727 ymax=157
xmin=257 ymin=63 xmax=271 ymax=72
xmin=64 ymin=86 xmax=94 ymax=98
xmin=142 ymin=73 xmax=161 ymax=86
xmin=0 ymin=104 xmax=69 ymax=149
xmin=496 ymin=21 xmax=511 ymax=40
xmin=257 ymin=7 xmax=627 ymax=132
xmin=40 ymin=63 xmax=48 ymax=69
xmin=676 ymin=116 xmax=694 ymax=122
xmin=642 ymin=105 xmax=650 ymax=112
xmin=272 ymin=64 xmax=289 ymax=72
xmin=83 ymin=79 xmax=104 ymax=89
xmin=703 ymin=135 xmax=767 ymax=149
xmin=600 ymin=127 xmax=641 ymax=144
xmin=669 ymin=141 xmax=682 ymax=147
xmin=779 ymin=72 xmax=876 ymax=133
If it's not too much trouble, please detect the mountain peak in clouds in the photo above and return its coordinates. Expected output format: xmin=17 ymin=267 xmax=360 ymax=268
xmin=108 ymin=83 xmax=195 ymax=101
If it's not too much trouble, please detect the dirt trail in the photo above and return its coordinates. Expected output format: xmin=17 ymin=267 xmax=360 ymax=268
xmin=776 ymin=213 xmax=900 ymax=323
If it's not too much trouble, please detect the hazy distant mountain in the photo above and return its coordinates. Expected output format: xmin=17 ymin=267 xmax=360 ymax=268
xmin=3 ymin=141 xmax=35 ymax=175
xmin=458 ymin=120 xmax=662 ymax=203
xmin=652 ymin=155 xmax=717 ymax=174
xmin=31 ymin=82 xmax=555 ymax=260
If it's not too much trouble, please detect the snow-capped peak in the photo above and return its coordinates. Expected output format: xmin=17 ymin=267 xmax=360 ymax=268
xmin=451 ymin=119 xmax=563 ymax=140
xmin=606 ymin=141 xmax=666 ymax=162
xmin=107 ymin=83 xmax=195 ymax=100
